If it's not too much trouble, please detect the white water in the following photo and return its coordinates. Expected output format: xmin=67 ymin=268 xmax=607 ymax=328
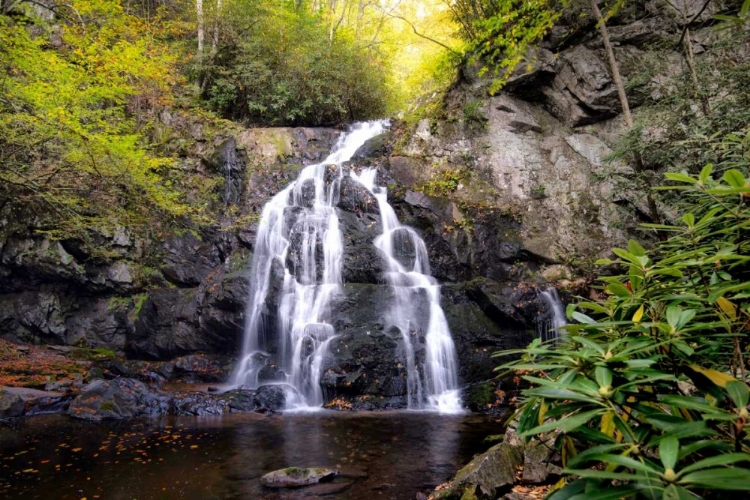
xmin=233 ymin=120 xmax=461 ymax=413
xmin=351 ymin=169 xmax=462 ymax=413
xmin=540 ymin=288 xmax=567 ymax=345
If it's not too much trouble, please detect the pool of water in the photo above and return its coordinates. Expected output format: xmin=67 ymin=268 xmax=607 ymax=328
xmin=0 ymin=411 xmax=503 ymax=499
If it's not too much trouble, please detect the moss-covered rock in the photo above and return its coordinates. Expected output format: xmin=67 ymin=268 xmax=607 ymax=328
xmin=428 ymin=442 xmax=523 ymax=499
xmin=260 ymin=466 xmax=338 ymax=488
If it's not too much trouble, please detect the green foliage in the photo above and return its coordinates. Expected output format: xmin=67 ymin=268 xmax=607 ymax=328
xmin=608 ymin=21 xmax=750 ymax=178
xmin=498 ymin=161 xmax=750 ymax=498
xmin=198 ymin=0 xmax=390 ymax=125
xmin=0 ymin=0 xmax=195 ymax=247
xmin=451 ymin=0 xmax=566 ymax=94
xmin=418 ymin=168 xmax=468 ymax=197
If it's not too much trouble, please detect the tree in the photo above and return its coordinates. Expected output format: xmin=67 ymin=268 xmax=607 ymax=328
xmin=590 ymin=0 xmax=662 ymax=225
xmin=0 ymin=0 xmax=195 ymax=249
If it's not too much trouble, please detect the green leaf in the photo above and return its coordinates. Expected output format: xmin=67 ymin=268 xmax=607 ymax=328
xmin=628 ymin=239 xmax=647 ymax=257
xmin=680 ymin=467 xmax=750 ymax=490
xmin=722 ymin=169 xmax=746 ymax=188
xmin=665 ymin=172 xmax=698 ymax=184
xmin=663 ymin=484 xmax=695 ymax=500
xmin=569 ymin=486 xmax=642 ymax=500
xmin=677 ymin=452 xmax=750 ymax=476
xmin=607 ymin=282 xmax=632 ymax=297
xmin=659 ymin=437 xmax=678 ymax=470
xmin=571 ymin=311 xmax=596 ymax=324
xmin=520 ymin=408 xmax=605 ymax=437
xmin=524 ymin=387 xmax=597 ymax=403
xmin=698 ymin=164 xmax=713 ymax=184
xmin=595 ymin=366 xmax=612 ymax=388
xmin=726 ymin=380 xmax=750 ymax=409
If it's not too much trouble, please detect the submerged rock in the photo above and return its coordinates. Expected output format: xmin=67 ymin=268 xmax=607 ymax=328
xmin=261 ymin=467 xmax=338 ymax=488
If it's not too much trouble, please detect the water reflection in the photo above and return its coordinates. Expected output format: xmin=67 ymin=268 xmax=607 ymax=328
xmin=0 ymin=412 xmax=500 ymax=499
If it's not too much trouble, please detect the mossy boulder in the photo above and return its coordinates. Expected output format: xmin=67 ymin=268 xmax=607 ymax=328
xmin=428 ymin=442 xmax=522 ymax=500
xmin=260 ymin=466 xmax=338 ymax=488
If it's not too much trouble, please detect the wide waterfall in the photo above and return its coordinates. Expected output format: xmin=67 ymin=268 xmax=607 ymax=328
xmin=232 ymin=120 xmax=461 ymax=413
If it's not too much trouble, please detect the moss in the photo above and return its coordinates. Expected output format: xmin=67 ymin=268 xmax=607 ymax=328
xmin=70 ymin=347 xmax=117 ymax=361
xmin=133 ymin=293 xmax=148 ymax=317
xmin=99 ymin=401 xmax=116 ymax=412
xmin=107 ymin=296 xmax=133 ymax=311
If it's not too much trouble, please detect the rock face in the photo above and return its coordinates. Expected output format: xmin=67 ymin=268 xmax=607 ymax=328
xmin=260 ymin=467 xmax=338 ymax=488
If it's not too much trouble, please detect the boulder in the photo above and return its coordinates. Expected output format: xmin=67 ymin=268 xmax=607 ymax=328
xmin=0 ymin=390 xmax=25 ymax=418
xmin=428 ymin=443 xmax=522 ymax=500
xmin=352 ymin=131 xmax=393 ymax=159
xmin=522 ymin=439 xmax=563 ymax=484
xmin=253 ymin=384 xmax=298 ymax=412
xmin=337 ymin=175 xmax=380 ymax=215
xmin=261 ymin=467 xmax=338 ymax=488
xmin=67 ymin=378 xmax=170 ymax=421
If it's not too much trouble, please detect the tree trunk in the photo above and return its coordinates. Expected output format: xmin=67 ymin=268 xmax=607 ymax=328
xmin=590 ymin=0 xmax=662 ymax=225
xmin=197 ymin=0 xmax=205 ymax=58
xmin=211 ymin=0 xmax=222 ymax=55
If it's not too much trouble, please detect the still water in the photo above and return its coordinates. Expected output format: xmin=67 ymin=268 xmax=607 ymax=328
xmin=0 ymin=412 xmax=501 ymax=499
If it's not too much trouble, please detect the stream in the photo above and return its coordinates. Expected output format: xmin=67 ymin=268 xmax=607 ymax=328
xmin=0 ymin=412 xmax=501 ymax=499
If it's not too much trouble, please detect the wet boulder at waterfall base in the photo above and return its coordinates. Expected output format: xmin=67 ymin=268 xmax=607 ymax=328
xmin=261 ymin=467 xmax=339 ymax=488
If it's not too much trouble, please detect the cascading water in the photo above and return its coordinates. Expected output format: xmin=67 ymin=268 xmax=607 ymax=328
xmin=539 ymin=288 xmax=567 ymax=345
xmin=233 ymin=120 xmax=461 ymax=413
xmin=232 ymin=121 xmax=390 ymax=409
xmin=351 ymin=169 xmax=462 ymax=413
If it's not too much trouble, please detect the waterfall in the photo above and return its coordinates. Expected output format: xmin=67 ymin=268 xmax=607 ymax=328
xmin=232 ymin=121 xmax=389 ymax=409
xmin=539 ymin=288 xmax=567 ymax=345
xmin=351 ymin=169 xmax=462 ymax=413
xmin=232 ymin=120 xmax=461 ymax=414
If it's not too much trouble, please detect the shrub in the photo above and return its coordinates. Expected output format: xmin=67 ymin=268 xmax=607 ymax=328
xmin=497 ymin=160 xmax=750 ymax=498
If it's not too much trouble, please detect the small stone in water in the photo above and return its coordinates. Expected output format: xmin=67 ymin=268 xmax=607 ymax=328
xmin=260 ymin=467 xmax=338 ymax=488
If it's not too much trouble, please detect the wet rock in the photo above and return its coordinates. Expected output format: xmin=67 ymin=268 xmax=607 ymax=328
xmin=261 ymin=467 xmax=338 ymax=488
xmin=171 ymin=391 xmax=228 ymax=416
xmin=253 ymin=384 xmax=297 ymax=412
xmin=338 ymin=210 xmax=384 ymax=284
xmin=174 ymin=354 xmax=229 ymax=383
xmin=67 ymin=378 xmax=170 ymax=421
xmin=221 ymin=389 xmax=257 ymax=412
xmin=337 ymin=175 xmax=379 ymax=215
xmin=0 ymin=390 xmax=25 ymax=418
xmin=352 ymin=131 xmax=392 ymax=159
xmin=25 ymin=394 xmax=74 ymax=416
xmin=207 ymin=137 xmax=245 ymax=205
